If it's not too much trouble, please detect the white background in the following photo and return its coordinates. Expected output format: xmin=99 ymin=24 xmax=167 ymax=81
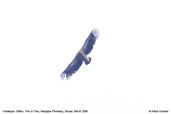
xmin=0 ymin=0 xmax=171 ymax=114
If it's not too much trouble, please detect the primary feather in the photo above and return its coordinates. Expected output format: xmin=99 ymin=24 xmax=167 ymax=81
xmin=61 ymin=53 xmax=83 ymax=80
xmin=80 ymin=29 xmax=99 ymax=55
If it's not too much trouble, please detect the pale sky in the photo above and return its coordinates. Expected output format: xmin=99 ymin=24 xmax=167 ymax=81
xmin=0 ymin=0 xmax=171 ymax=114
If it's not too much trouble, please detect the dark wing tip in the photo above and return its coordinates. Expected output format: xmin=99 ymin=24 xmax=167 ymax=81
xmin=91 ymin=29 xmax=100 ymax=38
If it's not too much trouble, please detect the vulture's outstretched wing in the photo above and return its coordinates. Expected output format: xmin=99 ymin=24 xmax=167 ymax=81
xmin=80 ymin=29 xmax=99 ymax=55
xmin=61 ymin=29 xmax=99 ymax=80
xmin=61 ymin=53 xmax=83 ymax=80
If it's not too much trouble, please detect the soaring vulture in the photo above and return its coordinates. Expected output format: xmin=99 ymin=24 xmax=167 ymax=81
xmin=61 ymin=29 xmax=99 ymax=80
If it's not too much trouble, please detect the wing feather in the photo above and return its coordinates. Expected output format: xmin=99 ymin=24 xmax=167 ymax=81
xmin=61 ymin=53 xmax=83 ymax=79
xmin=80 ymin=29 xmax=99 ymax=55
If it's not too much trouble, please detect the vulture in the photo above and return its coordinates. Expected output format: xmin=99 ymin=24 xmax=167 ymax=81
xmin=61 ymin=29 xmax=99 ymax=80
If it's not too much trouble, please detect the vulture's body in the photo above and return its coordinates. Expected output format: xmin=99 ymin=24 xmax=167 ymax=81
xmin=61 ymin=29 xmax=99 ymax=79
